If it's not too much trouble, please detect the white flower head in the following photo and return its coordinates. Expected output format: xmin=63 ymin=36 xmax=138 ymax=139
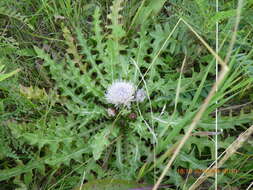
xmin=135 ymin=89 xmax=146 ymax=102
xmin=105 ymin=80 xmax=136 ymax=108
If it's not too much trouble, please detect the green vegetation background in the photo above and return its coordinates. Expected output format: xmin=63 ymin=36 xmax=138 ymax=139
xmin=0 ymin=0 xmax=252 ymax=189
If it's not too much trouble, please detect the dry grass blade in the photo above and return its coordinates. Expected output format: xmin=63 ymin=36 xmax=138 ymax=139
xmin=173 ymin=55 xmax=187 ymax=115
xmin=181 ymin=18 xmax=226 ymax=67
xmin=131 ymin=58 xmax=157 ymax=143
xmin=246 ymin=181 xmax=253 ymax=190
xmin=188 ymin=125 xmax=253 ymax=190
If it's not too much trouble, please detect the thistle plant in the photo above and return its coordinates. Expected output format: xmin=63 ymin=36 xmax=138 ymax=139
xmin=31 ymin=0 xmax=253 ymax=187
xmin=2 ymin=0 xmax=252 ymax=189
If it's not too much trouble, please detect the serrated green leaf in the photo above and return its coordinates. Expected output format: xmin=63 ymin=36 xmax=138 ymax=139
xmin=0 ymin=160 xmax=43 ymax=181
xmin=90 ymin=128 xmax=110 ymax=160
xmin=0 ymin=65 xmax=20 ymax=82
xmin=75 ymin=179 xmax=145 ymax=190
xmin=208 ymin=10 xmax=236 ymax=27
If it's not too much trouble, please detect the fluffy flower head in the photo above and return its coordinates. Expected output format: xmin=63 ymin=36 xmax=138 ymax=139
xmin=105 ymin=81 xmax=135 ymax=107
xmin=135 ymin=89 xmax=146 ymax=102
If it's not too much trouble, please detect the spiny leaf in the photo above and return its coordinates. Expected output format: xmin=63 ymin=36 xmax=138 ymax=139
xmin=0 ymin=64 xmax=20 ymax=82
xmin=130 ymin=0 xmax=166 ymax=30
xmin=0 ymin=160 xmax=44 ymax=181
xmin=63 ymin=26 xmax=83 ymax=66
xmin=208 ymin=10 xmax=237 ymax=27
xmin=89 ymin=128 xmax=110 ymax=160
xmin=19 ymin=85 xmax=48 ymax=100
xmin=75 ymin=179 xmax=145 ymax=190
xmin=107 ymin=0 xmax=126 ymax=40
xmin=92 ymin=7 xmax=105 ymax=57
xmin=0 ymin=6 xmax=34 ymax=30
xmin=194 ymin=0 xmax=209 ymax=17
xmin=45 ymin=147 xmax=87 ymax=166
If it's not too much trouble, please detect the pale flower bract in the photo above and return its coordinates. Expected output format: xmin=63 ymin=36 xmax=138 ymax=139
xmin=105 ymin=81 xmax=136 ymax=107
